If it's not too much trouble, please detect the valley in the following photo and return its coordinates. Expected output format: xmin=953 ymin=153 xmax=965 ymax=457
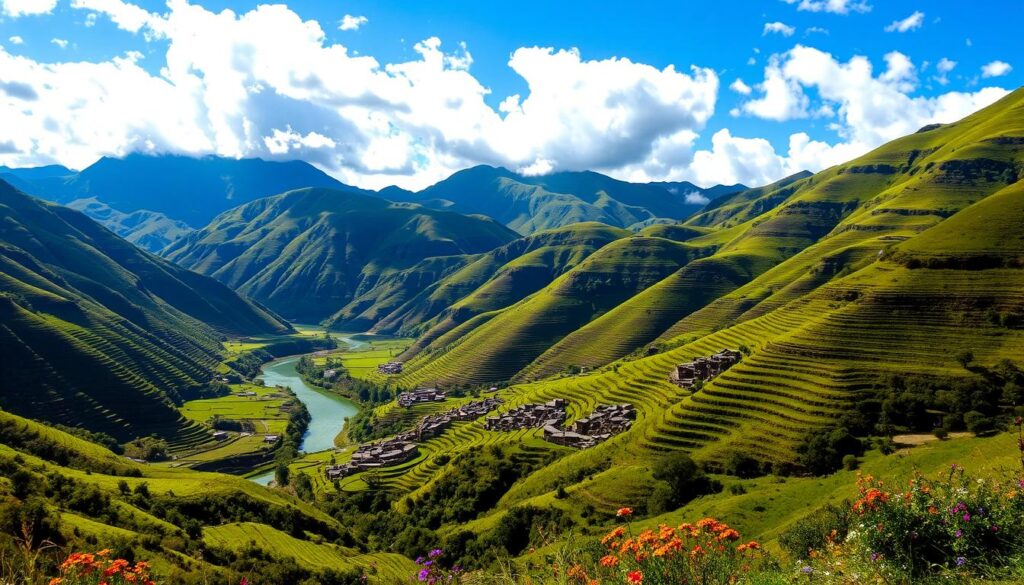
xmin=1 ymin=66 xmax=1023 ymax=585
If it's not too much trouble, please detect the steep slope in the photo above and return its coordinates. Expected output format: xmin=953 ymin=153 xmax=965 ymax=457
xmin=369 ymin=222 xmax=630 ymax=348
xmin=396 ymin=234 xmax=710 ymax=386
xmin=162 ymin=188 xmax=519 ymax=322
xmin=66 ymin=197 xmax=193 ymax=252
xmin=0 ymin=180 xmax=291 ymax=442
xmin=385 ymin=165 xmax=736 ymax=234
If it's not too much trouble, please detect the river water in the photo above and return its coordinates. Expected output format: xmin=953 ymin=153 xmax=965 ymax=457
xmin=248 ymin=335 xmax=364 ymax=485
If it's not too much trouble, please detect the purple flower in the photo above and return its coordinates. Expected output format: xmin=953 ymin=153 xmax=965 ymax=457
xmin=956 ymin=530 xmax=963 ymax=538
xmin=429 ymin=548 xmax=443 ymax=558
xmin=801 ymin=566 xmax=813 ymax=574
xmin=963 ymin=513 xmax=971 ymax=522
xmin=418 ymin=569 xmax=430 ymax=582
xmin=424 ymin=560 xmax=433 ymax=567
xmin=416 ymin=557 xmax=425 ymax=565
xmin=452 ymin=566 xmax=462 ymax=573
xmin=870 ymin=553 xmax=880 ymax=562
xmin=991 ymin=524 xmax=1000 ymax=532
xmin=956 ymin=556 xmax=967 ymax=567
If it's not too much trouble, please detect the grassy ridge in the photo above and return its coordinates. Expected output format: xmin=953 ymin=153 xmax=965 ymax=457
xmin=0 ymin=182 xmax=290 ymax=443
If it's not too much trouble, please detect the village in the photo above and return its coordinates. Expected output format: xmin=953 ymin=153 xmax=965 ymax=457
xmin=542 ymin=403 xmax=636 ymax=448
xmin=668 ymin=348 xmax=743 ymax=388
xmin=397 ymin=387 xmax=446 ymax=407
xmin=484 ymin=398 xmax=568 ymax=431
xmin=324 ymin=396 xmax=504 ymax=481
xmin=377 ymin=361 xmax=404 ymax=374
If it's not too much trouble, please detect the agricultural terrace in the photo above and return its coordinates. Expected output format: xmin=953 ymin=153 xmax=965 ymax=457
xmin=174 ymin=383 xmax=294 ymax=467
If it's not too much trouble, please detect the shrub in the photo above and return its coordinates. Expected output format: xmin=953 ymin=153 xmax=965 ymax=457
xmin=842 ymin=454 xmax=858 ymax=471
xmin=964 ymin=410 xmax=994 ymax=434
xmin=648 ymin=453 xmax=721 ymax=513
xmin=778 ymin=503 xmax=853 ymax=560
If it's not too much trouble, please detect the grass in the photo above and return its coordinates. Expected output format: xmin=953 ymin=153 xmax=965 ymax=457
xmin=203 ymin=522 xmax=417 ymax=581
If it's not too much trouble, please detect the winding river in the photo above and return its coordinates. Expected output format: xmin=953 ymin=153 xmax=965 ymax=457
xmin=248 ymin=335 xmax=365 ymax=485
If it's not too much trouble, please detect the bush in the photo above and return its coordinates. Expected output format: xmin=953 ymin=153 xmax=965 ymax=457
xmin=842 ymin=454 xmax=858 ymax=470
xmin=778 ymin=503 xmax=853 ymax=559
xmin=933 ymin=427 xmax=949 ymax=440
xmin=648 ymin=453 xmax=721 ymax=513
xmin=796 ymin=426 xmax=862 ymax=475
xmin=724 ymin=452 xmax=764 ymax=479
xmin=964 ymin=410 xmax=994 ymax=434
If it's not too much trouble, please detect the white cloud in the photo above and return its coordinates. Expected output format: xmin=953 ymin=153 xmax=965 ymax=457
xmin=69 ymin=0 xmax=165 ymax=35
xmin=1 ymin=0 xmax=719 ymax=190
xmin=0 ymin=0 xmax=57 ymax=17
xmin=729 ymin=78 xmax=752 ymax=95
xmin=805 ymin=26 xmax=829 ymax=35
xmin=339 ymin=14 xmax=367 ymax=31
xmin=781 ymin=0 xmax=870 ymax=14
xmin=8 ymin=35 xmax=24 ymax=45
xmin=50 ymin=38 xmax=68 ymax=49
xmin=934 ymin=57 xmax=956 ymax=85
xmin=981 ymin=60 xmax=1012 ymax=78
xmin=683 ymin=191 xmax=710 ymax=205
xmin=763 ymin=22 xmax=796 ymax=37
xmin=727 ymin=45 xmax=1008 ymax=183
xmin=885 ymin=11 xmax=924 ymax=33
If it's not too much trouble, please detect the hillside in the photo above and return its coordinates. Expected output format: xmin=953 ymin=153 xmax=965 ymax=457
xmin=66 ymin=197 xmax=194 ymax=252
xmin=0 ymin=180 xmax=291 ymax=442
xmin=162 ymin=188 xmax=520 ymax=322
xmin=382 ymin=165 xmax=743 ymax=234
xmin=330 ymin=88 xmax=1024 ymax=537
xmin=329 ymin=222 xmax=629 ymax=337
xmin=0 ymin=409 xmax=412 ymax=582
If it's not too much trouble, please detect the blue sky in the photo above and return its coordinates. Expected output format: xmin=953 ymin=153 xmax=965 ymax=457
xmin=0 ymin=0 xmax=1019 ymax=189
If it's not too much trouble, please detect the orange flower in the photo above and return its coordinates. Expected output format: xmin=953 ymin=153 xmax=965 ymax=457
xmin=626 ymin=570 xmax=643 ymax=584
xmin=599 ymin=555 xmax=619 ymax=568
xmin=601 ymin=526 xmax=625 ymax=545
xmin=617 ymin=507 xmax=634 ymax=518
xmin=928 ymin=506 xmax=939 ymax=515
xmin=48 ymin=579 xmax=62 ymax=585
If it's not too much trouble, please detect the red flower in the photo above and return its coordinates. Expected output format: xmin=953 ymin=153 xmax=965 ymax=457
xmin=617 ymin=507 xmax=633 ymax=518
xmin=626 ymin=570 xmax=643 ymax=584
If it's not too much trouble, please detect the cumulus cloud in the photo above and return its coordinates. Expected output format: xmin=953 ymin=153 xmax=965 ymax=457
xmin=8 ymin=35 xmax=24 ymax=45
xmin=1 ymin=0 xmax=57 ymax=17
xmin=781 ymin=0 xmax=870 ymax=14
xmin=726 ymin=45 xmax=1008 ymax=183
xmin=763 ymin=22 xmax=795 ymax=37
xmin=339 ymin=14 xmax=367 ymax=31
xmin=885 ymin=11 xmax=924 ymax=33
xmin=729 ymin=78 xmax=752 ymax=95
xmin=934 ymin=57 xmax=956 ymax=85
xmin=981 ymin=60 xmax=1012 ymax=78
xmin=0 ymin=0 xmax=719 ymax=190
xmin=50 ymin=38 xmax=68 ymax=49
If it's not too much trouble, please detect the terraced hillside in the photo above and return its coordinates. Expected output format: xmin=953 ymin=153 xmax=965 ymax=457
xmin=397 ymin=234 xmax=712 ymax=386
xmin=162 ymin=188 xmax=519 ymax=322
xmin=371 ymin=222 xmax=629 ymax=344
xmin=324 ymin=88 xmax=1024 ymax=525
xmin=0 ymin=181 xmax=291 ymax=443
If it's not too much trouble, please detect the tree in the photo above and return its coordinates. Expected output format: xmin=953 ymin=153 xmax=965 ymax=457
xmin=648 ymin=453 xmax=721 ymax=513
xmin=955 ymin=350 xmax=975 ymax=369
xmin=275 ymin=463 xmax=290 ymax=487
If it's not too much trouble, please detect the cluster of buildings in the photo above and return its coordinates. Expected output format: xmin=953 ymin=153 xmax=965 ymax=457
xmin=543 ymin=403 xmax=636 ymax=448
xmin=325 ymin=437 xmax=420 ymax=481
xmin=413 ymin=397 xmax=504 ymax=440
xmin=378 ymin=361 xmax=404 ymax=374
xmin=668 ymin=348 xmax=743 ymax=389
xmin=397 ymin=387 xmax=447 ymax=407
xmin=484 ymin=398 xmax=567 ymax=431
xmin=323 ymin=397 xmax=504 ymax=481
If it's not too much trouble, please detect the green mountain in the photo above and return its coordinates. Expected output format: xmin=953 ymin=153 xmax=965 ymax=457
xmin=341 ymin=222 xmax=630 ymax=340
xmin=66 ymin=197 xmax=194 ymax=252
xmin=382 ymin=165 xmax=743 ymax=234
xmin=0 ymin=180 xmax=291 ymax=443
xmin=161 ymin=188 xmax=520 ymax=322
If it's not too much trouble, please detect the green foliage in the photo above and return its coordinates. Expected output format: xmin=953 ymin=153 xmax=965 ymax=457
xmin=796 ymin=426 xmax=863 ymax=476
xmin=778 ymin=503 xmax=854 ymax=560
xmin=648 ymin=453 xmax=722 ymax=514
xmin=121 ymin=437 xmax=169 ymax=462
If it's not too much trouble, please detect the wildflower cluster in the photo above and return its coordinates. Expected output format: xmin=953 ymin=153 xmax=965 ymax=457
xmin=590 ymin=509 xmax=767 ymax=585
xmin=414 ymin=548 xmax=462 ymax=584
xmin=49 ymin=550 xmax=155 ymax=585
xmin=801 ymin=465 xmax=1024 ymax=581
